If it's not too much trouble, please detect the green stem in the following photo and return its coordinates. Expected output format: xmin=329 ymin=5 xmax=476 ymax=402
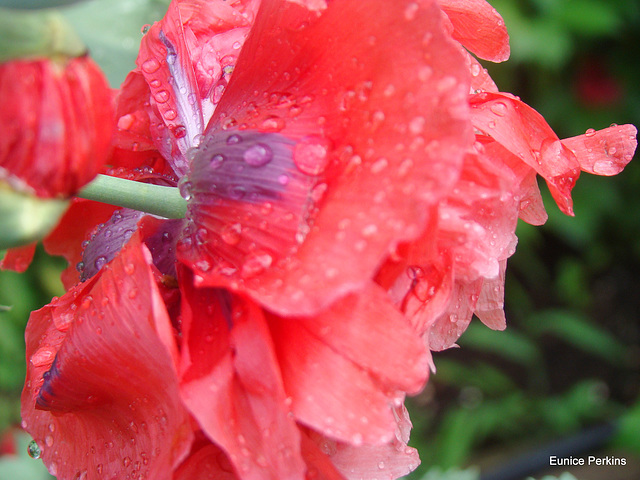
xmin=77 ymin=174 xmax=188 ymax=219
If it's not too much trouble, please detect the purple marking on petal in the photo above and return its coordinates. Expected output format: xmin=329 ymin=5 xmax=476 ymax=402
xmin=188 ymin=130 xmax=313 ymax=205
xmin=143 ymin=218 xmax=185 ymax=278
xmin=80 ymin=209 xmax=144 ymax=281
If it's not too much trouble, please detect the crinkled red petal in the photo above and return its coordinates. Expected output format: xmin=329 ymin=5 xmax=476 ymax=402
xmin=21 ymin=234 xmax=192 ymax=480
xmin=183 ymin=0 xmax=472 ymax=316
xmin=562 ymin=124 xmax=637 ymax=176
xmin=438 ymin=0 xmax=510 ymax=62
xmin=178 ymin=275 xmax=305 ymax=480
xmin=267 ymin=284 xmax=428 ymax=445
xmin=470 ymin=92 xmax=581 ymax=215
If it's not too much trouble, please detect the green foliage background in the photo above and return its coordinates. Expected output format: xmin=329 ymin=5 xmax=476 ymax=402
xmin=1 ymin=0 xmax=639 ymax=478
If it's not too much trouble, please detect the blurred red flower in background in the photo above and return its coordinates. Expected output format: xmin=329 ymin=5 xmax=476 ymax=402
xmin=12 ymin=0 xmax=636 ymax=479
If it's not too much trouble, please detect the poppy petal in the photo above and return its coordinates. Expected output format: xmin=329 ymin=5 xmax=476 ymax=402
xmin=21 ymin=234 xmax=192 ymax=480
xmin=184 ymin=0 xmax=472 ymax=316
xmin=178 ymin=277 xmax=305 ymax=479
xmin=42 ymin=198 xmax=117 ymax=288
xmin=470 ymin=92 xmax=581 ymax=215
xmin=267 ymin=286 xmax=425 ymax=445
xmin=0 ymin=243 xmax=36 ymax=273
xmin=561 ymin=124 xmax=637 ymax=176
xmin=438 ymin=0 xmax=510 ymax=62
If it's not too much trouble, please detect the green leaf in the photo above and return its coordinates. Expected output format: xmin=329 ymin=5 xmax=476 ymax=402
xmin=62 ymin=0 xmax=171 ymax=87
xmin=526 ymin=309 xmax=628 ymax=365
xmin=458 ymin=322 xmax=544 ymax=369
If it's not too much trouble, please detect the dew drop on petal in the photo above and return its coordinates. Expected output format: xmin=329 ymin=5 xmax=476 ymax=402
xmin=227 ymin=134 xmax=242 ymax=145
xmin=585 ymin=128 xmax=597 ymax=137
xmin=241 ymin=251 xmax=273 ymax=278
xmin=153 ymin=90 xmax=170 ymax=104
xmin=141 ymin=58 xmax=160 ymax=73
xmin=27 ymin=440 xmax=41 ymax=459
xmin=178 ymin=177 xmax=192 ymax=201
xmin=490 ymin=102 xmax=507 ymax=117
xmin=293 ymin=137 xmax=330 ymax=175
xmin=221 ymin=223 xmax=242 ymax=245
xmin=243 ymin=143 xmax=273 ymax=166
xmin=210 ymin=154 xmax=225 ymax=169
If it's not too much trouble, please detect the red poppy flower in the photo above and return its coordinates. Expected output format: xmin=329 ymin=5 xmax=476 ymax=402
xmin=18 ymin=0 xmax=636 ymax=479
xmin=0 ymin=56 xmax=113 ymax=199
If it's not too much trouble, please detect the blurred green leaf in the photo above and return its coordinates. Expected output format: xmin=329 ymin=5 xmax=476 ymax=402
xmin=62 ymin=0 xmax=171 ymax=86
xmin=434 ymin=359 xmax=517 ymax=396
xmin=458 ymin=322 xmax=544 ymax=369
xmin=526 ymin=310 xmax=628 ymax=365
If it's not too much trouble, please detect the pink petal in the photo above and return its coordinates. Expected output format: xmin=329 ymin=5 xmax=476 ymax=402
xmin=438 ymin=0 xmax=510 ymax=62
xmin=136 ymin=0 xmax=260 ymax=176
xmin=178 ymin=276 xmax=305 ymax=480
xmin=428 ymin=278 xmax=483 ymax=350
xmin=562 ymin=124 xmax=637 ymax=176
xmin=307 ymin=404 xmax=420 ymax=479
xmin=174 ymin=444 xmax=239 ymax=480
xmin=470 ymin=92 xmax=581 ymax=215
xmin=21 ymin=234 xmax=192 ymax=480
xmin=267 ymin=288 xmax=424 ymax=445
xmin=475 ymin=259 xmax=507 ymax=330
xmin=184 ymin=0 xmax=473 ymax=316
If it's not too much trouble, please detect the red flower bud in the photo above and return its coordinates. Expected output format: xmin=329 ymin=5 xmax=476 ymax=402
xmin=0 ymin=56 xmax=114 ymax=198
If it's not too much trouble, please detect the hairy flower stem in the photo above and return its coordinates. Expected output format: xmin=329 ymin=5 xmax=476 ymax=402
xmin=77 ymin=174 xmax=188 ymax=219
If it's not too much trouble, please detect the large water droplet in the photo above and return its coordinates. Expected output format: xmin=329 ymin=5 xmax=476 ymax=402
xmin=241 ymin=251 xmax=273 ymax=278
xmin=141 ymin=58 xmax=160 ymax=73
xmin=293 ymin=137 xmax=330 ymax=175
xmin=243 ymin=143 xmax=273 ymax=166
xmin=27 ymin=440 xmax=41 ymax=459
xmin=585 ymin=128 xmax=597 ymax=137
xmin=490 ymin=102 xmax=507 ymax=117
xmin=153 ymin=90 xmax=170 ymax=104
xmin=178 ymin=177 xmax=193 ymax=201
xmin=221 ymin=223 xmax=242 ymax=245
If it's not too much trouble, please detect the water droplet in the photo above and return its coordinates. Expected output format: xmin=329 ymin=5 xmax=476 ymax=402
xmin=221 ymin=223 xmax=242 ymax=245
xmin=470 ymin=63 xmax=481 ymax=77
xmin=27 ymin=440 xmax=41 ymax=459
xmin=278 ymin=174 xmax=290 ymax=185
xmin=260 ymin=116 xmax=285 ymax=132
xmin=153 ymin=90 xmax=170 ymax=104
xmin=161 ymin=109 xmax=176 ymax=121
xmin=178 ymin=177 xmax=192 ymax=201
xmin=490 ymin=102 xmax=507 ymax=117
xmin=243 ymin=143 xmax=273 ymax=166
xmin=123 ymin=456 xmax=132 ymax=467
xmin=585 ymin=128 xmax=597 ymax=137
xmin=409 ymin=116 xmax=425 ymax=135
xmin=370 ymin=157 xmax=388 ymax=174
xmin=294 ymin=136 xmax=330 ymax=175
xmin=404 ymin=2 xmax=419 ymax=20
xmin=94 ymin=256 xmax=107 ymax=270
xmin=209 ymin=153 xmax=225 ymax=169
xmin=227 ymin=134 xmax=242 ymax=145
xmin=45 ymin=435 xmax=54 ymax=447
xmin=141 ymin=58 xmax=160 ymax=73
xmin=173 ymin=125 xmax=187 ymax=138
xmin=241 ymin=251 xmax=273 ymax=278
